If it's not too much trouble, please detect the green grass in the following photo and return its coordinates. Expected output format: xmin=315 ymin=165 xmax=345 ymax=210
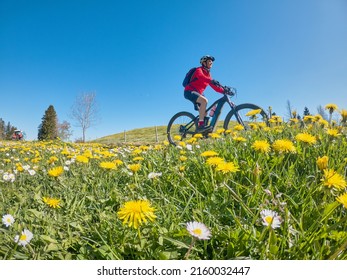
xmin=1 ymin=121 xmax=347 ymax=260
xmin=93 ymin=125 xmax=168 ymax=145
xmin=93 ymin=121 xmax=226 ymax=145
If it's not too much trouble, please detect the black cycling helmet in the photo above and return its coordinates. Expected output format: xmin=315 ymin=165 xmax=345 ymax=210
xmin=200 ymin=55 xmax=215 ymax=65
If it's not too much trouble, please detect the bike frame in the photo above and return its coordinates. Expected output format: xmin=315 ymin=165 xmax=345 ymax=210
xmin=185 ymin=93 xmax=238 ymax=133
xmin=208 ymin=93 xmax=236 ymax=128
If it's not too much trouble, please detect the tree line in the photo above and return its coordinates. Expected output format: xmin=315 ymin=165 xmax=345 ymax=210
xmin=1 ymin=92 xmax=98 ymax=142
xmin=0 ymin=118 xmax=18 ymax=140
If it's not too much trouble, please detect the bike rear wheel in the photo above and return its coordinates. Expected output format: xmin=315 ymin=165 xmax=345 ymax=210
xmin=167 ymin=111 xmax=197 ymax=145
xmin=223 ymin=103 xmax=268 ymax=131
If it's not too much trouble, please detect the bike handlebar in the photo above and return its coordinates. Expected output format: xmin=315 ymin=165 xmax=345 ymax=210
xmin=223 ymin=86 xmax=236 ymax=96
xmin=212 ymin=80 xmax=236 ymax=96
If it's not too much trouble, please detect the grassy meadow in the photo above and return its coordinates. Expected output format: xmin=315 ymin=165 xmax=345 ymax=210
xmin=1 ymin=106 xmax=347 ymax=260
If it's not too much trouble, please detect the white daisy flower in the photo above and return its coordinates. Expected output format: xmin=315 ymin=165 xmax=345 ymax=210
xmin=22 ymin=165 xmax=30 ymax=171
xmin=14 ymin=229 xmax=34 ymax=246
xmin=186 ymin=221 xmax=211 ymax=240
xmin=148 ymin=172 xmax=162 ymax=179
xmin=2 ymin=214 xmax=15 ymax=227
xmin=2 ymin=173 xmax=9 ymax=181
xmin=264 ymin=189 xmax=272 ymax=196
xmin=3 ymin=173 xmax=15 ymax=182
xmin=260 ymin=209 xmax=282 ymax=229
xmin=28 ymin=169 xmax=36 ymax=176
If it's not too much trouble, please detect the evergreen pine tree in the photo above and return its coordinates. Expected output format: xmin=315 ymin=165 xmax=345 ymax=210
xmin=303 ymin=107 xmax=311 ymax=116
xmin=38 ymin=105 xmax=58 ymax=140
xmin=0 ymin=118 xmax=5 ymax=140
xmin=5 ymin=122 xmax=16 ymax=140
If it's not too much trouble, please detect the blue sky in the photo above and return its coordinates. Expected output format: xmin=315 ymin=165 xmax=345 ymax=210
xmin=1 ymin=0 xmax=346 ymax=141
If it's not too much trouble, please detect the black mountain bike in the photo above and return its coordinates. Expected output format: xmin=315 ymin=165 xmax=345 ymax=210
xmin=167 ymin=86 xmax=268 ymax=145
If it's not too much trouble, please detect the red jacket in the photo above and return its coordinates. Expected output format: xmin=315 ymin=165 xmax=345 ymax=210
xmin=184 ymin=66 xmax=224 ymax=95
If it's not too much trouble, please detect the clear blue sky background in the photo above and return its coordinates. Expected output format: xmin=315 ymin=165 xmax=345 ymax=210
xmin=1 ymin=0 xmax=346 ymax=141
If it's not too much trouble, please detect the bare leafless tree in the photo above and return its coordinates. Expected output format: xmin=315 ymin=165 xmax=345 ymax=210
xmin=316 ymin=105 xmax=329 ymax=121
xmin=70 ymin=92 xmax=99 ymax=142
xmin=57 ymin=120 xmax=73 ymax=141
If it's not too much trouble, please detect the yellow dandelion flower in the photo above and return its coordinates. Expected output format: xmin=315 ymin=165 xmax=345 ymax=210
xmin=154 ymin=144 xmax=163 ymax=150
xmin=248 ymin=123 xmax=258 ymax=130
xmin=117 ymin=200 xmax=156 ymax=229
xmin=258 ymin=122 xmax=267 ymax=129
xmin=48 ymin=166 xmax=64 ymax=177
xmin=233 ymin=124 xmax=244 ymax=131
xmin=99 ymin=161 xmax=117 ymax=170
xmin=233 ymin=136 xmax=247 ymax=142
xmin=48 ymin=156 xmax=59 ymax=164
xmin=139 ymin=145 xmax=149 ymax=151
xmin=336 ymin=193 xmax=347 ymax=208
xmin=316 ymin=156 xmax=328 ymax=171
xmin=186 ymin=137 xmax=197 ymax=144
xmin=289 ymin=118 xmax=299 ymax=124
xmin=303 ymin=115 xmax=314 ymax=123
xmin=173 ymin=135 xmax=182 ymax=141
xmin=16 ymin=163 xmax=24 ymax=172
xmin=340 ymin=109 xmax=347 ymax=123
xmin=76 ymin=155 xmax=89 ymax=163
xmin=210 ymin=133 xmax=221 ymax=139
xmin=295 ymin=132 xmax=316 ymax=145
xmin=31 ymin=157 xmax=41 ymax=164
xmin=206 ymin=157 xmax=224 ymax=167
xmin=163 ymin=140 xmax=170 ymax=146
xmin=113 ymin=159 xmax=123 ymax=166
xmin=245 ymin=108 xmax=262 ymax=117
xmin=326 ymin=128 xmax=341 ymax=137
xmin=325 ymin=103 xmax=338 ymax=113
xmin=61 ymin=148 xmax=70 ymax=155
xmin=319 ymin=119 xmax=329 ymax=128
xmin=132 ymin=148 xmax=142 ymax=155
xmin=82 ymin=150 xmax=93 ymax=158
xmin=180 ymin=155 xmax=188 ymax=162
xmin=178 ymin=141 xmax=186 ymax=148
xmin=252 ymin=140 xmax=270 ymax=153
xmin=314 ymin=114 xmax=323 ymax=122
xmin=322 ymin=169 xmax=346 ymax=190
xmin=270 ymin=115 xmax=283 ymax=123
xmin=272 ymin=139 xmax=296 ymax=154
xmin=216 ymin=128 xmax=225 ymax=134
xmin=133 ymin=156 xmax=144 ymax=161
xmin=201 ymin=151 xmax=218 ymax=157
xmin=216 ymin=162 xmax=239 ymax=174
xmin=193 ymin=133 xmax=203 ymax=139
xmin=43 ymin=197 xmax=61 ymax=208
xmin=128 ymin=163 xmax=141 ymax=173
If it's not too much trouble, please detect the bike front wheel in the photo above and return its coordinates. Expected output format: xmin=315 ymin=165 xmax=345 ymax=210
xmin=223 ymin=103 xmax=268 ymax=131
xmin=167 ymin=111 xmax=197 ymax=145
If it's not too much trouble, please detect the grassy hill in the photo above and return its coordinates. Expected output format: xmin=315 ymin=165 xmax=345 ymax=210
xmin=92 ymin=125 xmax=168 ymax=145
xmin=93 ymin=121 xmax=226 ymax=145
